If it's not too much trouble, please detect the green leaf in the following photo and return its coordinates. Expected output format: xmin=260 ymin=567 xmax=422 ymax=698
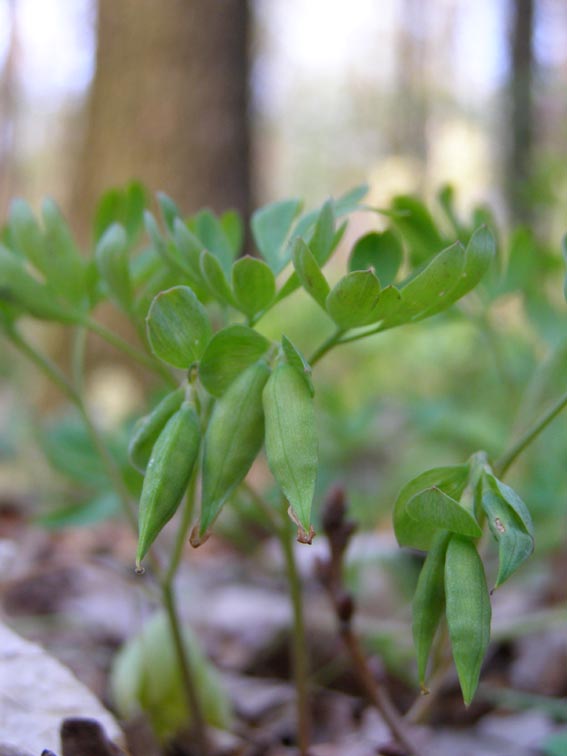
xmin=95 ymin=223 xmax=132 ymax=309
xmin=348 ymin=230 xmax=403 ymax=285
xmin=231 ymin=256 xmax=276 ymax=318
xmin=445 ymin=535 xmax=491 ymax=706
xmin=292 ymin=238 xmax=330 ymax=309
xmin=263 ymin=363 xmax=318 ymax=538
xmin=199 ymin=324 xmax=271 ymax=397
xmin=42 ymin=198 xmax=87 ymax=307
xmin=413 ymin=531 xmax=451 ymax=686
xmin=393 ymin=465 xmax=470 ymax=550
xmin=38 ymin=492 xmax=121 ymax=529
xmin=94 ymin=182 xmax=147 ymax=244
xmin=481 ymin=472 xmax=534 ymax=588
xmin=437 ymin=184 xmax=463 ymax=237
xmin=220 ymin=210 xmax=243 ymax=257
xmin=200 ymin=249 xmax=237 ymax=305
xmin=251 ymin=198 xmax=303 ymax=273
xmin=172 ymin=218 xmax=207 ymax=286
xmin=0 ymin=245 xmax=79 ymax=323
xmin=193 ymin=209 xmax=235 ymax=275
xmin=561 ymin=235 xmax=567 ymax=303
xmin=146 ymin=285 xmax=212 ymax=368
xmin=8 ymin=199 xmax=48 ymax=274
xmin=157 ymin=192 xmax=182 ymax=233
xmin=390 ymin=195 xmax=445 ymax=266
xmin=382 ymin=242 xmax=465 ymax=328
xmin=423 ymin=225 xmax=495 ymax=313
xmin=334 ymin=184 xmax=369 ymax=215
xmin=281 ymin=334 xmax=315 ymax=396
xmin=309 ymin=200 xmax=336 ymax=265
xmin=406 ymin=487 xmax=482 ymax=539
xmin=200 ymin=361 xmax=270 ymax=537
xmin=326 ymin=269 xmax=382 ymax=329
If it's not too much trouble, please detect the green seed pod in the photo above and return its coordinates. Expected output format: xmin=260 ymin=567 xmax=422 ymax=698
xmin=128 ymin=387 xmax=185 ymax=473
xmin=445 ymin=535 xmax=491 ymax=706
xmin=136 ymin=401 xmax=201 ymax=567
xmin=263 ymin=362 xmax=318 ymax=541
xmin=198 ymin=360 xmax=271 ymax=540
xmin=412 ymin=530 xmax=451 ymax=689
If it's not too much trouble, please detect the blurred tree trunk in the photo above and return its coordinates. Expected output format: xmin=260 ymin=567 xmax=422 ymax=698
xmin=506 ymin=0 xmax=535 ymax=224
xmin=0 ymin=0 xmax=22 ymax=217
xmin=392 ymin=0 xmax=429 ymax=165
xmin=71 ymin=0 xmax=251 ymax=240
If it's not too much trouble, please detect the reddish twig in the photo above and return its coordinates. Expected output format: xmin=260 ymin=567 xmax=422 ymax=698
xmin=316 ymin=486 xmax=423 ymax=756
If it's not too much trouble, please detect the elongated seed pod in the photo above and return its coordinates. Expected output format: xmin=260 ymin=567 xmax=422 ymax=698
xmin=136 ymin=401 xmax=200 ymax=567
xmin=412 ymin=530 xmax=451 ymax=688
xmin=199 ymin=360 xmax=271 ymax=538
xmin=445 ymin=535 xmax=491 ymax=706
xmin=263 ymin=362 xmax=318 ymax=539
xmin=128 ymin=387 xmax=185 ymax=473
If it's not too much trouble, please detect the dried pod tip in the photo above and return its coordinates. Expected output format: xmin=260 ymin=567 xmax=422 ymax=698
xmin=296 ymin=524 xmax=316 ymax=545
xmin=189 ymin=524 xmax=210 ymax=548
xmin=134 ymin=563 xmax=145 ymax=576
xmin=321 ymin=484 xmax=347 ymax=533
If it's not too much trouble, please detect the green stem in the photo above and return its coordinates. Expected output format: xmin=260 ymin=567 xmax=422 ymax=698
xmin=494 ymin=388 xmax=567 ymax=477
xmin=7 ymin=328 xmax=138 ymax=529
xmin=278 ymin=504 xmax=311 ymax=755
xmin=71 ymin=325 xmax=88 ymax=395
xmin=164 ymin=472 xmax=198 ymax=586
xmin=309 ymin=328 xmax=344 ymax=367
xmin=82 ymin=317 xmax=176 ymax=386
xmin=162 ymin=581 xmax=210 ymax=755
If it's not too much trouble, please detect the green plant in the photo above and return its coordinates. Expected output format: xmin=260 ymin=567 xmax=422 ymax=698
xmin=1 ymin=183 xmax=565 ymax=755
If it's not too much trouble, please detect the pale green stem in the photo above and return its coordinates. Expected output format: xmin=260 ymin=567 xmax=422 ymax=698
xmin=162 ymin=582 xmax=210 ymax=755
xmin=494 ymin=388 xmax=567 ymax=477
xmin=82 ymin=316 xmax=176 ymax=386
xmin=278 ymin=506 xmax=311 ymax=755
xmin=309 ymin=328 xmax=344 ymax=367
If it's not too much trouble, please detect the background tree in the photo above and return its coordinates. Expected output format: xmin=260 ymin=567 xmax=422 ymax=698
xmin=71 ymin=0 xmax=252 ymax=240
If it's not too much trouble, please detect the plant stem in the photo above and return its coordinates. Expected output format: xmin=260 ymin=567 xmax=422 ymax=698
xmin=278 ymin=507 xmax=311 ymax=755
xmin=164 ymin=473 xmax=197 ymax=585
xmin=7 ymin=327 xmax=139 ymax=529
xmin=162 ymin=581 xmax=210 ymax=756
xmin=7 ymin=327 xmax=206 ymax=746
xmin=82 ymin=316 xmax=176 ymax=386
xmin=494 ymin=388 xmax=567 ymax=477
xmin=342 ymin=626 xmax=422 ymax=755
xmin=309 ymin=328 xmax=344 ymax=367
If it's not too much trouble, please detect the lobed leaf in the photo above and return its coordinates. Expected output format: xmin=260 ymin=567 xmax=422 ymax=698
xmin=95 ymin=223 xmax=132 ymax=310
xmin=231 ymin=256 xmax=276 ymax=318
xmin=292 ymin=238 xmax=330 ymax=310
xmin=348 ymin=230 xmax=403 ymax=286
xmin=199 ymin=325 xmax=271 ymax=397
xmin=393 ymin=465 xmax=470 ymax=550
xmin=251 ymin=198 xmax=303 ymax=274
xmin=146 ymin=285 xmax=212 ymax=368
xmin=326 ymin=269 xmax=382 ymax=329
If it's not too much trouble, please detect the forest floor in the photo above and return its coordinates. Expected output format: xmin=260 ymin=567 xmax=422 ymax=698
xmin=0 ymin=499 xmax=566 ymax=756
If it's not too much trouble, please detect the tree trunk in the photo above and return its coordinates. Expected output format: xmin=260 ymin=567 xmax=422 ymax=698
xmin=506 ymin=0 xmax=536 ymax=224
xmin=71 ymin=0 xmax=251 ymax=240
